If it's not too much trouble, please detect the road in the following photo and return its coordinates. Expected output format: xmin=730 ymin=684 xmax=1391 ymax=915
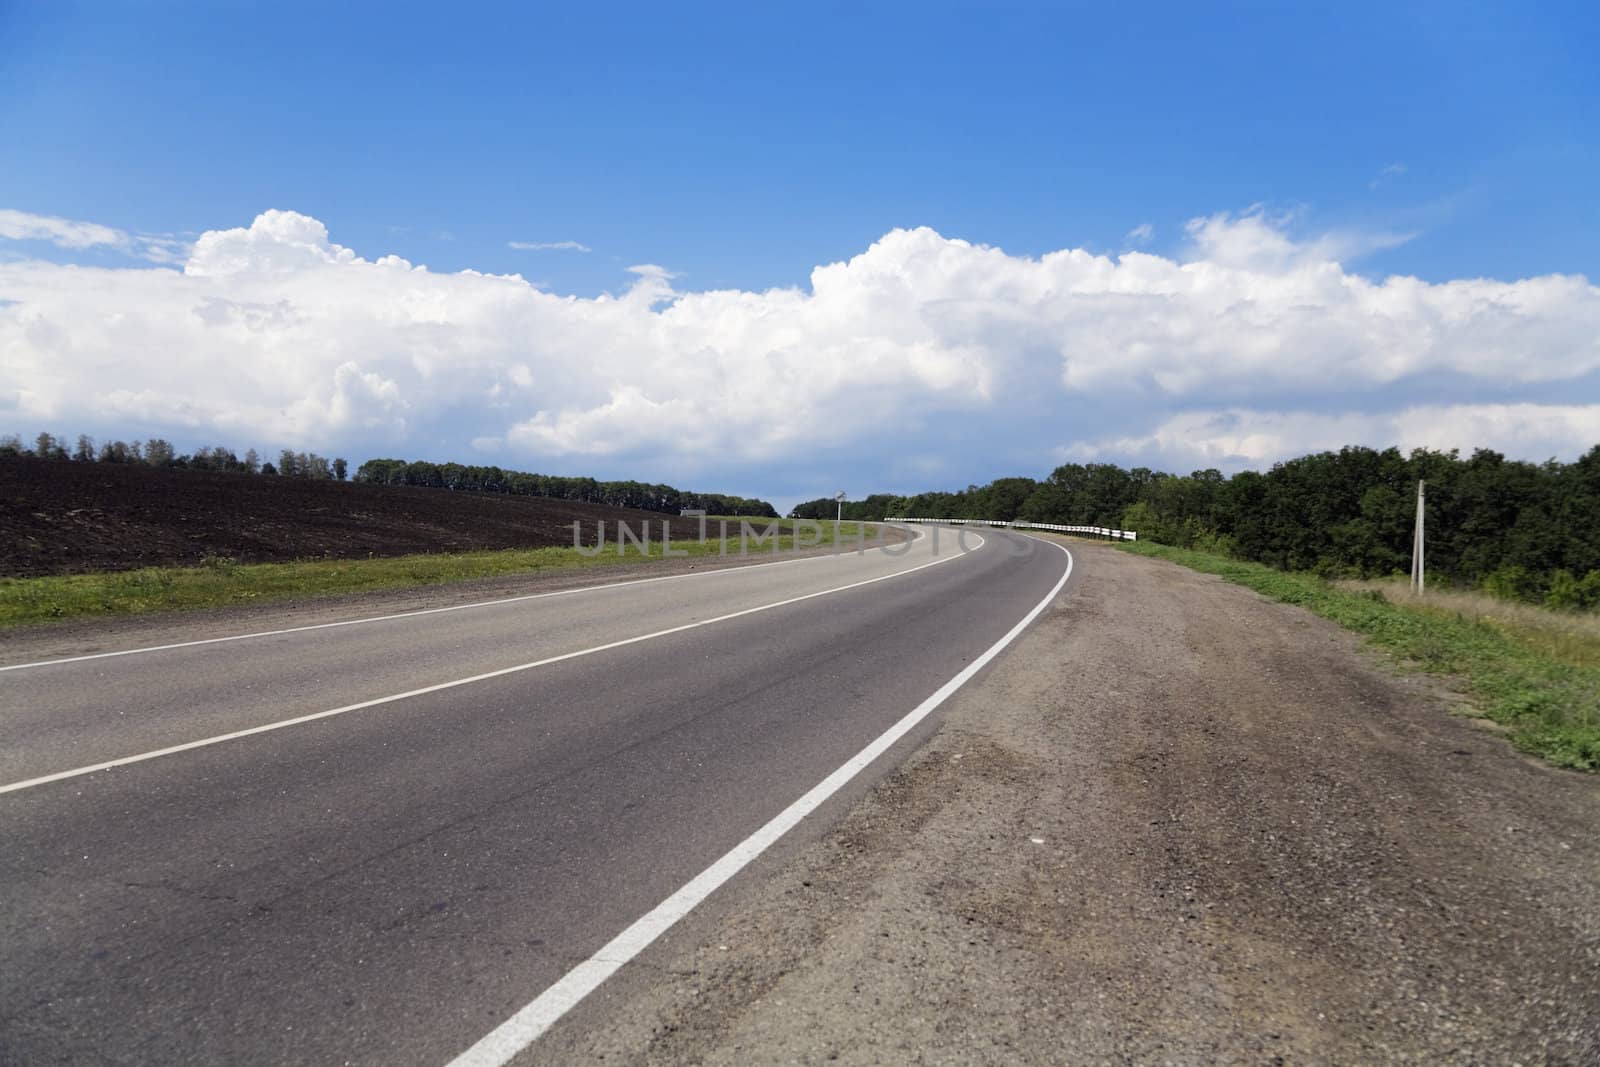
xmin=529 ymin=542 xmax=1600 ymax=1064
xmin=0 ymin=526 xmax=1074 ymax=1065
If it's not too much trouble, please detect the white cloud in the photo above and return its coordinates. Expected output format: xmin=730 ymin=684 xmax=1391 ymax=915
xmin=1124 ymin=222 xmax=1153 ymax=245
xmin=1 ymin=207 xmax=1597 ymax=488
xmin=508 ymin=240 xmax=591 ymax=252
xmin=186 ymin=210 xmax=361 ymax=276
xmin=0 ymin=208 xmax=193 ymax=264
xmin=1370 ymin=162 xmax=1408 ymax=190
xmin=1070 ymin=405 xmax=1600 ymax=469
xmin=1182 ymin=205 xmax=1413 ymax=270
xmin=137 ymin=237 xmax=192 ymax=266
xmin=0 ymin=209 xmax=126 ymax=250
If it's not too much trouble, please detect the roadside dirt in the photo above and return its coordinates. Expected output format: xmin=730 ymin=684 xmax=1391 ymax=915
xmin=533 ymin=541 xmax=1600 ymax=1064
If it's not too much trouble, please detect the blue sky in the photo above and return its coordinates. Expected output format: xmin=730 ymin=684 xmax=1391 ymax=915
xmin=2 ymin=1 xmax=1598 ymax=511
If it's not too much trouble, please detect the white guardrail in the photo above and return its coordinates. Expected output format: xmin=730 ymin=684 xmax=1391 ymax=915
xmin=885 ymin=517 xmax=1137 ymax=542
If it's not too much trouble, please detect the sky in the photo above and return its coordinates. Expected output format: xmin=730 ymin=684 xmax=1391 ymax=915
xmin=2 ymin=1 xmax=1598 ymax=513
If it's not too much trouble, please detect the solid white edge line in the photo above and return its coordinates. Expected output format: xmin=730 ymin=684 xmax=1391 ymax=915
xmin=0 ymin=526 xmax=924 ymax=675
xmin=443 ymin=535 xmax=1074 ymax=1067
xmin=0 ymin=531 xmax=976 ymax=796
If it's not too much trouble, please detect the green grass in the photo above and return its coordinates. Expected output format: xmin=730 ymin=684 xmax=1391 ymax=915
xmin=1118 ymin=541 xmax=1600 ymax=771
xmin=0 ymin=520 xmax=878 ymax=630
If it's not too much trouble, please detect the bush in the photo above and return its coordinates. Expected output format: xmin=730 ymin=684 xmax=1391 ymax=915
xmin=1546 ymin=570 xmax=1581 ymax=611
xmin=1191 ymin=528 xmax=1236 ymax=557
xmin=1121 ymin=501 xmax=1161 ymax=541
xmin=1578 ymin=571 xmax=1600 ymax=611
xmin=1481 ymin=564 xmax=1542 ymax=603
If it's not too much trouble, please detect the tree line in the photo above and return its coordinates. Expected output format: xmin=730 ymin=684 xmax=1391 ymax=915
xmin=1 ymin=431 xmax=347 ymax=479
xmin=353 ymin=458 xmax=777 ymax=517
xmin=2 ymin=431 xmax=778 ymax=518
xmin=795 ymin=445 xmax=1600 ymax=609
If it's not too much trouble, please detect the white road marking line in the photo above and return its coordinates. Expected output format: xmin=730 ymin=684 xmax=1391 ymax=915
xmin=0 ymin=528 xmax=924 ymax=674
xmin=444 ymin=537 xmax=1073 ymax=1067
xmin=0 ymin=532 xmax=976 ymax=796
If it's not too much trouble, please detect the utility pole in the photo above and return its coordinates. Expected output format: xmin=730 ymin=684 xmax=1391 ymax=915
xmin=1410 ymin=479 xmax=1426 ymax=595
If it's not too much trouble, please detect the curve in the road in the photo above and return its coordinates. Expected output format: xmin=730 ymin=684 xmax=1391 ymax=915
xmin=447 ymin=537 xmax=1074 ymax=1067
xmin=0 ymin=528 xmax=1074 ymax=1066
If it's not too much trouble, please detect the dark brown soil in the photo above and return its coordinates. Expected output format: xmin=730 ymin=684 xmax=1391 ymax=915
xmin=0 ymin=457 xmax=721 ymax=577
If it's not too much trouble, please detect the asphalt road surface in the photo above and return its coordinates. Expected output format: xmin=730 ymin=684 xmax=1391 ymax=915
xmin=0 ymin=527 xmax=1074 ymax=1065
xmin=527 ymin=542 xmax=1600 ymax=1064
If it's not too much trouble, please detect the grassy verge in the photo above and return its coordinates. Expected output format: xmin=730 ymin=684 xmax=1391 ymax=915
xmin=1118 ymin=541 xmax=1600 ymax=771
xmin=0 ymin=520 xmax=879 ymax=629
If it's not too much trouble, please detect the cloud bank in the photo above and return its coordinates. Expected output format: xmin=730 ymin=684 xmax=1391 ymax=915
xmin=1 ymin=206 xmax=1596 ymax=498
xmin=1069 ymin=405 xmax=1600 ymax=471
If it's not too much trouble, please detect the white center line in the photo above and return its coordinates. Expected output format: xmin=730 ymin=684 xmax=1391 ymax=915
xmin=0 ymin=528 xmax=926 ymax=674
xmin=0 ymin=533 xmax=978 ymax=796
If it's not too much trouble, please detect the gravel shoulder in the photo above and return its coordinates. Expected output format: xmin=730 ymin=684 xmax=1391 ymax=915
xmin=529 ymin=539 xmax=1600 ymax=1065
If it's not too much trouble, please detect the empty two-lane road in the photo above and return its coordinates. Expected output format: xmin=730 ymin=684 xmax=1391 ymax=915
xmin=0 ymin=528 xmax=1074 ymax=1065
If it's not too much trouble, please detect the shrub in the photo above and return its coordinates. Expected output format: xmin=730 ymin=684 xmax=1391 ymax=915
xmin=1191 ymin=528 xmax=1236 ymax=557
xmin=1578 ymin=571 xmax=1600 ymax=611
xmin=1546 ymin=570 xmax=1581 ymax=611
xmin=1481 ymin=564 xmax=1541 ymax=603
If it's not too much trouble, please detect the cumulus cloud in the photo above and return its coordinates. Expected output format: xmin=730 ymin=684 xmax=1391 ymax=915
xmin=0 ymin=207 xmax=1596 ymax=494
xmin=1068 ymin=405 xmax=1600 ymax=470
xmin=507 ymin=240 xmax=591 ymax=252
